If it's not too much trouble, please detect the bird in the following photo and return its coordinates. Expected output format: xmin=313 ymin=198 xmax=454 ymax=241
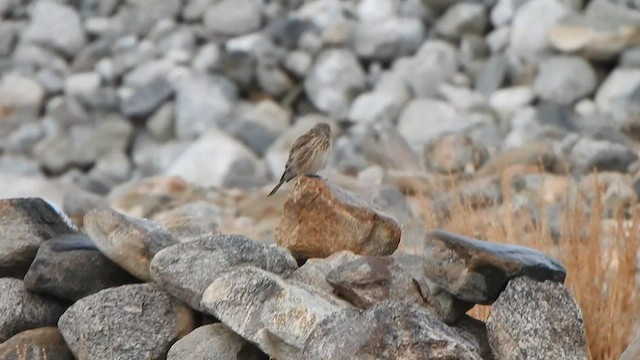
xmin=267 ymin=122 xmax=332 ymax=197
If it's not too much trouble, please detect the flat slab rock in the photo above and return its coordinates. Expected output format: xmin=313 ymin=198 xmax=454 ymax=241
xmin=58 ymin=283 xmax=195 ymax=360
xmin=275 ymin=176 xmax=401 ymax=259
xmin=83 ymin=207 xmax=178 ymax=281
xmin=0 ymin=278 xmax=67 ymax=342
xmin=486 ymin=276 xmax=589 ymax=360
xmin=423 ymin=229 xmax=567 ymax=304
xmin=149 ymin=234 xmax=298 ymax=311
xmin=0 ymin=197 xmax=76 ymax=278
xmin=302 ymin=300 xmax=483 ymax=360
xmin=200 ymin=266 xmax=351 ymax=360
xmin=0 ymin=327 xmax=74 ymax=360
xmin=167 ymin=324 xmax=267 ymax=360
xmin=24 ymin=233 xmax=137 ymax=301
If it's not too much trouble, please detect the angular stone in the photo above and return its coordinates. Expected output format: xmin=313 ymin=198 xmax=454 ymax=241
xmin=58 ymin=284 xmax=195 ymax=360
xmin=533 ymin=56 xmax=596 ymax=105
xmin=569 ymin=137 xmax=638 ymax=175
xmin=302 ymin=301 xmax=482 ymax=360
xmin=120 ymin=77 xmax=174 ymax=118
xmin=0 ymin=327 xmax=73 ymax=360
xmin=486 ymin=277 xmax=589 ymax=360
xmin=0 ymin=198 xmax=76 ymax=278
xmin=22 ymin=0 xmax=87 ymax=56
xmin=23 ymin=234 xmax=136 ymax=301
xmin=352 ymin=17 xmax=424 ymax=61
xmin=290 ymin=250 xmax=360 ymax=294
xmin=151 ymin=201 xmax=222 ymax=242
xmin=275 ymin=176 xmax=401 ymax=260
xmin=452 ymin=315 xmax=493 ymax=360
xmin=203 ymin=0 xmax=262 ymax=37
xmin=0 ymin=278 xmax=67 ymax=342
xmin=0 ymin=73 xmax=45 ymax=122
xmin=167 ymin=324 xmax=267 ymax=360
xmin=150 ymin=234 xmax=298 ymax=311
xmin=83 ymin=207 xmax=178 ymax=281
xmin=435 ymin=2 xmax=487 ymax=40
xmin=327 ymin=254 xmax=474 ymax=324
xmin=201 ymin=266 xmax=350 ymax=359
xmin=423 ymin=230 xmax=567 ymax=304
xmin=594 ymin=67 xmax=640 ymax=123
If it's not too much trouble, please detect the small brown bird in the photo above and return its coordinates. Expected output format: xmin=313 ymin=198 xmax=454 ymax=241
xmin=268 ymin=122 xmax=332 ymax=197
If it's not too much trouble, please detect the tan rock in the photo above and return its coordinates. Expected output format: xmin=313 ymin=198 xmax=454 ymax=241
xmin=0 ymin=327 xmax=73 ymax=360
xmin=275 ymin=176 xmax=401 ymax=259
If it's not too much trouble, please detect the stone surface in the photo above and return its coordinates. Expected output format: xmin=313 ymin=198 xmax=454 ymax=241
xmin=0 ymin=198 xmax=76 ymax=278
xmin=436 ymin=2 xmax=488 ymax=40
xmin=594 ymin=67 xmax=640 ymax=123
xmin=0 ymin=278 xmax=67 ymax=342
xmin=22 ymin=0 xmax=87 ymax=56
xmin=201 ymin=266 xmax=350 ymax=359
xmin=23 ymin=233 xmax=136 ymax=301
xmin=167 ymin=324 xmax=267 ymax=360
xmin=0 ymin=73 xmax=45 ymax=121
xmin=275 ymin=176 xmax=401 ymax=260
xmin=302 ymin=301 xmax=482 ymax=360
xmin=290 ymin=250 xmax=360 ymax=294
xmin=83 ymin=207 xmax=178 ymax=281
xmin=533 ymin=56 xmax=596 ymax=105
xmin=621 ymin=334 xmax=640 ymax=360
xmin=424 ymin=133 xmax=488 ymax=174
xmin=568 ymin=137 xmax=638 ymax=175
xmin=423 ymin=229 xmax=567 ymax=304
xmin=0 ymin=327 xmax=73 ymax=360
xmin=58 ymin=283 xmax=195 ymax=360
xmin=204 ymin=0 xmax=262 ymax=37
xmin=149 ymin=234 xmax=297 ymax=311
xmin=151 ymin=201 xmax=222 ymax=242
xmin=486 ymin=277 xmax=589 ymax=360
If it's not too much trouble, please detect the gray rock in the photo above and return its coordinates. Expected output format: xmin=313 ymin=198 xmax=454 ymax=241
xmin=0 ymin=278 xmax=67 ymax=342
xmin=348 ymin=90 xmax=406 ymax=125
xmin=0 ymin=327 xmax=74 ymax=360
xmin=151 ymin=201 xmax=223 ymax=243
xmin=0 ymin=73 xmax=45 ymax=122
xmin=569 ymin=137 xmax=638 ymax=174
xmin=192 ymin=42 xmax=221 ymax=72
xmin=352 ymin=17 xmax=424 ymax=61
xmin=424 ymin=132 xmax=488 ymax=174
xmin=452 ymin=316 xmax=494 ymax=360
xmin=509 ymin=0 xmax=572 ymax=62
xmin=175 ymin=73 xmax=238 ymax=139
xmin=4 ymin=122 xmax=45 ymax=154
xmin=64 ymin=72 xmax=101 ymax=99
xmin=83 ymin=207 xmax=178 ymax=281
xmin=436 ymin=2 xmax=488 ymax=40
xmin=165 ymin=129 xmax=269 ymax=188
xmin=422 ymin=230 xmax=567 ymax=304
xmin=225 ymin=99 xmax=290 ymax=156
xmin=304 ymin=48 xmax=366 ymax=118
xmin=123 ymin=59 xmax=176 ymax=88
xmin=0 ymin=22 xmax=16 ymax=56
xmin=120 ymin=77 xmax=174 ymax=118
xmin=302 ymin=301 xmax=482 ymax=360
xmin=594 ymin=67 xmax=640 ymax=123
xmin=284 ymin=50 xmax=312 ymax=77
xmin=438 ymin=84 xmax=488 ymax=111
xmin=23 ymin=0 xmax=87 ymax=56
xmin=131 ymin=136 xmax=190 ymax=176
xmin=204 ymin=0 xmax=262 ymax=37
xmin=23 ymin=234 xmax=135 ymax=301
xmin=491 ymin=0 xmax=528 ymax=26
xmin=486 ymin=277 xmax=589 ymax=360
xmin=290 ymin=251 xmax=360 ymax=294
xmin=489 ymin=85 xmax=535 ymax=118
xmin=533 ymin=56 xmax=596 ymax=105
xmin=201 ymin=266 xmax=350 ymax=359
xmin=167 ymin=324 xmax=267 ymax=360
xmin=146 ymin=102 xmax=175 ymax=141
xmin=0 ymin=198 xmax=76 ymax=278
xmin=256 ymin=63 xmax=293 ymax=97
xmin=58 ymin=283 xmax=195 ymax=360
xmin=392 ymin=40 xmax=458 ymax=97
xmin=149 ymin=234 xmax=298 ymax=311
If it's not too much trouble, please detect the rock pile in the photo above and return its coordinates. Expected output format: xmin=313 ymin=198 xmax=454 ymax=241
xmin=0 ymin=190 xmax=588 ymax=359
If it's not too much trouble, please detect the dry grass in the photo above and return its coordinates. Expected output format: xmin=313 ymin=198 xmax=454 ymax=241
xmin=412 ymin=168 xmax=639 ymax=360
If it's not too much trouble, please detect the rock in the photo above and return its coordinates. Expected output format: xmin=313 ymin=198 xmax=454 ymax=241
xmin=0 ymin=327 xmax=73 ymax=360
xmin=0 ymin=278 xmax=67 ymax=342
xmin=304 ymin=48 xmax=367 ymax=119
xmin=594 ymin=67 xmax=640 ymax=123
xmin=0 ymin=198 xmax=76 ymax=278
xmin=149 ymin=234 xmax=297 ymax=311
xmin=435 ymin=2 xmax=488 ymax=40
xmin=302 ymin=301 xmax=482 ymax=360
xmin=165 ymin=128 xmax=269 ymax=189
xmin=151 ymin=201 xmax=222 ymax=242
xmin=422 ymin=230 xmax=567 ymax=304
xmin=621 ymin=334 xmax=640 ymax=360
xmin=327 ymin=254 xmax=474 ymax=324
xmin=225 ymin=99 xmax=291 ymax=156
xmin=491 ymin=0 xmax=528 ymax=26
xmin=549 ymin=0 xmax=640 ymax=61
xmin=424 ymin=133 xmax=488 ymax=175
xmin=475 ymin=54 xmax=508 ymax=96
xmin=146 ymin=102 xmax=175 ymax=141
xmin=64 ymin=72 xmax=101 ymax=99
xmin=486 ymin=277 xmax=589 ymax=359
xmin=0 ymin=73 xmax=45 ymax=122
xmin=0 ymin=21 xmax=16 ymax=56
xmin=204 ymin=0 xmax=262 ymax=37
xmin=275 ymin=176 xmax=401 ymax=260
xmin=123 ymin=59 xmax=176 ymax=88
xmin=533 ymin=56 xmax=596 ymax=105
xmin=167 ymin=324 xmax=267 ymax=360
xmin=509 ymin=0 xmax=572 ymax=62
xmin=23 ymin=234 xmax=136 ymax=301
xmin=360 ymin=122 xmax=422 ymax=171
xmin=290 ymin=250 xmax=360 ymax=294
xmin=175 ymin=73 xmax=238 ymax=139
xmin=58 ymin=283 xmax=195 ymax=360
xmin=438 ymin=84 xmax=487 ymax=111
xmin=120 ymin=77 xmax=174 ymax=118
xmin=22 ymin=0 xmax=86 ymax=56
xmin=348 ymin=91 xmax=406 ymax=125
xmin=477 ymin=142 xmax=561 ymax=177
xmin=83 ymin=207 xmax=178 ymax=281
xmin=398 ymin=99 xmax=477 ymax=151
xmin=489 ymin=86 xmax=535 ymax=118
xmin=568 ymin=137 xmax=638 ymax=175
xmin=200 ymin=266 xmax=350 ymax=359
xmin=452 ymin=316 xmax=494 ymax=360
xmin=352 ymin=17 xmax=424 ymax=61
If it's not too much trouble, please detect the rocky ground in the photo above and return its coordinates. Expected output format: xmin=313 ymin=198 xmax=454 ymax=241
xmin=0 ymin=0 xmax=640 ymax=359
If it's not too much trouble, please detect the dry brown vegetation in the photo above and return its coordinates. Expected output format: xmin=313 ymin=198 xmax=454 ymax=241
xmin=407 ymin=169 xmax=640 ymax=360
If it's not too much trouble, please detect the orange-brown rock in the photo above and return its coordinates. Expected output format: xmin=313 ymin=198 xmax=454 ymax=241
xmin=275 ymin=176 xmax=401 ymax=259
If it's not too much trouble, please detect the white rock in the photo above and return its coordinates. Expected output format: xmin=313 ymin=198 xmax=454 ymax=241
xmin=23 ymin=0 xmax=87 ymax=56
xmin=489 ymin=86 xmax=535 ymax=117
xmin=595 ymin=67 xmax=640 ymax=123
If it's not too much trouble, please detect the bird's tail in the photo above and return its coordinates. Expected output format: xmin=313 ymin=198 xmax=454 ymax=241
xmin=267 ymin=180 xmax=285 ymax=197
